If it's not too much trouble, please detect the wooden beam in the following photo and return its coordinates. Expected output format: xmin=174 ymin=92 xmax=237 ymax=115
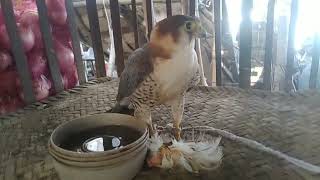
xmin=131 ymin=0 xmax=139 ymax=49
xmin=214 ymin=0 xmax=222 ymax=86
xmin=189 ymin=0 xmax=195 ymax=17
xmin=181 ymin=0 xmax=189 ymax=15
xmin=86 ymin=0 xmax=106 ymax=77
xmin=0 ymin=0 xmax=36 ymax=104
xmin=73 ymin=0 xmax=180 ymax=7
xmin=36 ymin=0 xmax=64 ymax=93
xmin=166 ymin=0 xmax=172 ymax=17
xmin=285 ymin=0 xmax=298 ymax=92
xmin=309 ymin=34 xmax=320 ymax=89
xmin=263 ymin=0 xmax=276 ymax=91
xmin=65 ymin=0 xmax=86 ymax=84
xmin=194 ymin=0 xmax=207 ymax=86
xmin=239 ymin=0 xmax=253 ymax=89
xmin=110 ymin=0 xmax=125 ymax=75
xmin=221 ymin=0 xmax=239 ymax=82
xmin=143 ymin=0 xmax=154 ymax=39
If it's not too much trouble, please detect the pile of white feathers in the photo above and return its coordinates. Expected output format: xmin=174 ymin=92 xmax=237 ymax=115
xmin=147 ymin=125 xmax=223 ymax=174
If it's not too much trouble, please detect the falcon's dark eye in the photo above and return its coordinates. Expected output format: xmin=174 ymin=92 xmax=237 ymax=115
xmin=185 ymin=21 xmax=193 ymax=31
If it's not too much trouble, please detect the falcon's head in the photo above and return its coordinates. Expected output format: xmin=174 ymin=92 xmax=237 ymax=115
xmin=149 ymin=15 xmax=207 ymax=58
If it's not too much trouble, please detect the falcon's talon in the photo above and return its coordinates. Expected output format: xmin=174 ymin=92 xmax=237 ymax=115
xmin=148 ymin=124 xmax=156 ymax=137
xmin=173 ymin=127 xmax=182 ymax=141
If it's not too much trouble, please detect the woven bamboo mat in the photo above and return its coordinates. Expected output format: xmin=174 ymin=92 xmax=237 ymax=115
xmin=0 ymin=78 xmax=320 ymax=180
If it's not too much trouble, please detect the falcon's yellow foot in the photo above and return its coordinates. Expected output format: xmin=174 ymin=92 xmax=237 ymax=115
xmin=148 ymin=123 xmax=155 ymax=137
xmin=173 ymin=127 xmax=182 ymax=141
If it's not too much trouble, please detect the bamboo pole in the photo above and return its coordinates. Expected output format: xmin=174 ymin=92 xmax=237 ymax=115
xmin=142 ymin=0 xmax=155 ymax=39
xmin=214 ymin=0 xmax=222 ymax=86
xmin=86 ymin=0 xmax=107 ymax=77
xmin=309 ymin=34 xmax=320 ymax=89
xmin=103 ymin=0 xmax=116 ymax=77
xmin=285 ymin=0 xmax=298 ymax=92
xmin=181 ymin=0 xmax=189 ymax=15
xmin=131 ymin=0 xmax=139 ymax=49
xmin=193 ymin=0 xmax=208 ymax=86
xmin=263 ymin=0 xmax=276 ymax=90
xmin=166 ymin=0 xmax=172 ymax=17
xmin=73 ymin=0 xmax=181 ymax=7
xmin=239 ymin=0 xmax=253 ymax=89
xmin=221 ymin=0 xmax=239 ymax=82
xmin=109 ymin=0 xmax=125 ymax=76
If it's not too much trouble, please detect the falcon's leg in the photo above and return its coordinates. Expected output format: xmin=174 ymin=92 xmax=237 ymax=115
xmin=170 ymin=95 xmax=185 ymax=140
xmin=134 ymin=108 xmax=155 ymax=136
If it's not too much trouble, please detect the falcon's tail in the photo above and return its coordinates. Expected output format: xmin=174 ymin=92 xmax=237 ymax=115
xmin=107 ymin=103 xmax=134 ymax=116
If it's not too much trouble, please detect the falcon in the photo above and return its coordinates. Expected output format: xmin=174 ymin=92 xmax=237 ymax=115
xmin=110 ymin=15 xmax=207 ymax=140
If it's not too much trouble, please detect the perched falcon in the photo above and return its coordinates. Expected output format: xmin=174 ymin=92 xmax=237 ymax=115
xmin=110 ymin=15 xmax=205 ymax=140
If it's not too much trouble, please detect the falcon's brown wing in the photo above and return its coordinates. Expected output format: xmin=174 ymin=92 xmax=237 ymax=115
xmin=116 ymin=44 xmax=154 ymax=102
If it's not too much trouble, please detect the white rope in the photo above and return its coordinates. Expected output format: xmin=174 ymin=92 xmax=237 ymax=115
xmin=182 ymin=126 xmax=320 ymax=175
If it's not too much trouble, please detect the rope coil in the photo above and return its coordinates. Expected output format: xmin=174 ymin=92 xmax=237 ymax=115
xmin=181 ymin=126 xmax=320 ymax=175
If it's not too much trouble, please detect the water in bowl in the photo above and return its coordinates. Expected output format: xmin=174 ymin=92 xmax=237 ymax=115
xmin=59 ymin=125 xmax=142 ymax=152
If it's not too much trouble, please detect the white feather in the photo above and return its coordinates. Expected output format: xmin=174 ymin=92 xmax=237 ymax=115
xmin=148 ymin=132 xmax=163 ymax=152
xmin=147 ymin=127 xmax=223 ymax=173
xmin=178 ymin=156 xmax=194 ymax=173
xmin=161 ymin=155 xmax=175 ymax=169
xmin=169 ymin=137 xmax=223 ymax=172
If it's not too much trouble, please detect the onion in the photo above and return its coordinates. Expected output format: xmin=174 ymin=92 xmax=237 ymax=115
xmin=0 ymin=24 xmax=35 ymax=51
xmin=45 ymin=0 xmax=67 ymax=26
xmin=19 ymin=75 xmax=51 ymax=101
xmin=61 ymin=75 xmax=69 ymax=90
xmin=17 ymin=75 xmax=52 ymax=101
xmin=3 ymin=97 xmax=24 ymax=114
xmin=18 ymin=24 xmax=35 ymax=52
xmin=33 ymin=75 xmax=51 ymax=101
xmin=62 ymin=65 xmax=78 ymax=89
xmin=0 ymin=104 xmax=5 ymax=115
xmin=13 ymin=0 xmax=37 ymax=17
xmin=0 ymin=24 xmax=11 ymax=50
xmin=52 ymin=25 xmax=71 ymax=47
xmin=20 ymin=10 xmax=49 ymax=49
xmin=20 ymin=10 xmax=39 ymax=26
xmin=27 ymin=50 xmax=48 ymax=79
xmin=31 ymin=24 xmax=44 ymax=49
xmin=0 ymin=51 xmax=13 ymax=72
xmin=0 ymin=8 xmax=4 ymax=26
xmin=0 ymin=70 xmax=19 ymax=96
xmin=54 ymin=39 xmax=75 ymax=74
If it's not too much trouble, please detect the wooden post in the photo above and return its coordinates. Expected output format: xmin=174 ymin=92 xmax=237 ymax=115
xmin=263 ymin=0 xmax=276 ymax=90
xmin=309 ymin=34 xmax=320 ymax=89
xmin=285 ymin=0 xmax=298 ymax=92
xmin=222 ymin=0 xmax=239 ymax=82
xmin=86 ymin=0 xmax=106 ymax=78
xmin=181 ymin=0 xmax=189 ymax=15
xmin=193 ymin=0 xmax=208 ymax=86
xmin=65 ymin=0 xmax=86 ymax=84
xmin=36 ymin=0 xmax=64 ymax=93
xmin=131 ymin=0 xmax=139 ymax=49
xmin=143 ymin=0 xmax=154 ymax=39
xmin=273 ymin=16 xmax=288 ymax=91
xmin=0 ymin=0 xmax=36 ymax=103
xmin=189 ymin=0 xmax=195 ymax=17
xmin=214 ymin=0 xmax=222 ymax=86
xmin=239 ymin=0 xmax=253 ymax=89
xmin=110 ymin=0 xmax=125 ymax=75
xmin=166 ymin=0 xmax=172 ymax=17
